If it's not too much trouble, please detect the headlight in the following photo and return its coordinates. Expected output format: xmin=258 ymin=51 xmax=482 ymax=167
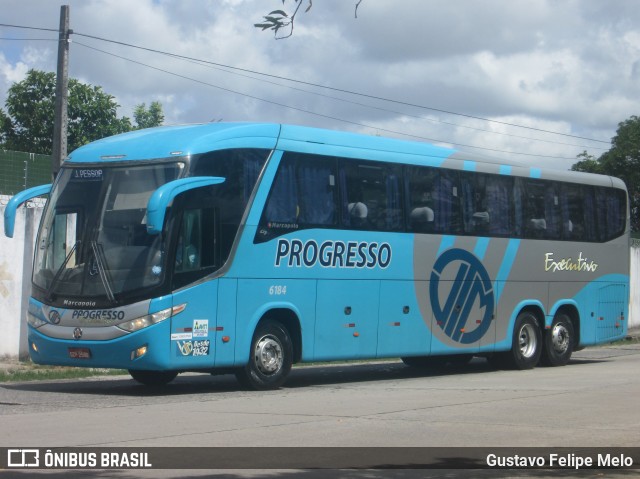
xmin=117 ymin=304 xmax=186 ymax=333
xmin=27 ymin=313 xmax=47 ymax=328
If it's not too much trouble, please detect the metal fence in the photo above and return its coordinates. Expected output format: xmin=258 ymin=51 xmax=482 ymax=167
xmin=0 ymin=150 xmax=51 ymax=198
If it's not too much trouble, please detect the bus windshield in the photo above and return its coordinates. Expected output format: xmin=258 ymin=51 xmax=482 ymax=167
xmin=33 ymin=162 xmax=184 ymax=303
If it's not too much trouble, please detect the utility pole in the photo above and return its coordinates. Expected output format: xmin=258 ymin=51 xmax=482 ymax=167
xmin=51 ymin=5 xmax=71 ymax=180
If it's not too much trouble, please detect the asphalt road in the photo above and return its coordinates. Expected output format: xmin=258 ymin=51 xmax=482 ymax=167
xmin=2 ymin=343 xmax=640 ymax=478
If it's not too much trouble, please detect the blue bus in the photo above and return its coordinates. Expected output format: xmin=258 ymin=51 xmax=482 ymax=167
xmin=4 ymin=123 xmax=630 ymax=389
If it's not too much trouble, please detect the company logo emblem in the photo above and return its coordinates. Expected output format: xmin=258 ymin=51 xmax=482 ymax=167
xmin=48 ymin=310 xmax=61 ymax=325
xmin=89 ymin=257 xmax=99 ymax=276
xmin=7 ymin=449 xmax=39 ymax=468
xmin=429 ymin=248 xmax=494 ymax=344
xmin=73 ymin=327 xmax=83 ymax=340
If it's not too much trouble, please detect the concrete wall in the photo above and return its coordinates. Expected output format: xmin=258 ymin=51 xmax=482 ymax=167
xmin=0 ymin=196 xmax=43 ymax=358
xmin=0 ymin=196 xmax=639 ymax=356
xmin=630 ymin=244 xmax=640 ymax=329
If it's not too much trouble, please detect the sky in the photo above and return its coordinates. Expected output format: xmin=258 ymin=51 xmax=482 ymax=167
xmin=1 ymin=0 xmax=639 ymax=170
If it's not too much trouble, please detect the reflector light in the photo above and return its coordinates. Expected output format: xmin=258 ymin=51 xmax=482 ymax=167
xmin=131 ymin=345 xmax=148 ymax=360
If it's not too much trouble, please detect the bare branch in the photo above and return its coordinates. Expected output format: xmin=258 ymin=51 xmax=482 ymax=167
xmin=355 ymin=0 xmax=363 ymax=18
xmin=255 ymin=0 xmax=363 ymax=39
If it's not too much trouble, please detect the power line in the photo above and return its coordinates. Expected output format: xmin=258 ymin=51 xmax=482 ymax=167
xmin=0 ymin=23 xmax=59 ymax=33
xmin=74 ymin=41 xmax=582 ymax=161
xmin=172 ymin=54 xmax=608 ymax=152
xmin=1 ymin=20 xmax=610 ymax=159
xmin=71 ymin=30 xmax=610 ymax=145
xmin=1 ymin=21 xmax=610 ymax=146
xmin=0 ymin=37 xmax=55 ymax=41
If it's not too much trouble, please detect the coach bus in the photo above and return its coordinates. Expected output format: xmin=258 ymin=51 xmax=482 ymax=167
xmin=4 ymin=123 xmax=629 ymax=390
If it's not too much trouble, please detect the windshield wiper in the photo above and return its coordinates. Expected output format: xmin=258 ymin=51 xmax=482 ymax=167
xmin=46 ymin=240 xmax=80 ymax=302
xmin=90 ymin=241 xmax=117 ymax=305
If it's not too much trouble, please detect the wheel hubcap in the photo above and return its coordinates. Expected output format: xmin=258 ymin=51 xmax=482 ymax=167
xmin=518 ymin=323 xmax=537 ymax=358
xmin=254 ymin=335 xmax=283 ymax=375
xmin=551 ymin=323 xmax=570 ymax=354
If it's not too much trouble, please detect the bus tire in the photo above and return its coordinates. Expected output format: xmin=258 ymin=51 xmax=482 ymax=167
xmin=505 ymin=312 xmax=542 ymax=370
xmin=128 ymin=369 xmax=178 ymax=387
xmin=541 ymin=314 xmax=574 ymax=366
xmin=236 ymin=320 xmax=293 ymax=390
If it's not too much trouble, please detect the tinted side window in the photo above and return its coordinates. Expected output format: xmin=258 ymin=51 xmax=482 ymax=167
xmin=259 ymin=153 xmax=338 ymax=241
xmin=341 ymin=161 xmax=403 ymax=231
xmin=406 ymin=166 xmax=437 ymax=233
xmin=560 ymin=184 xmax=587 ymax=241
xmin=460 ymin=172 xmax=513 ymax=237
xmin=522 ymin=180 xmax=560 ymax=239
xmin=596 ymin=187 xmax=627 ymax=241
xmin=191 ymin=148 xmax=270 ymax=257
xmin=406 ymin=166 xmax=461 ymax=235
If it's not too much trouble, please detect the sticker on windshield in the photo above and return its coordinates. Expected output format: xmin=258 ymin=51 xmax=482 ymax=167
xmin=71 ymin=169 xmax=104 ymax=181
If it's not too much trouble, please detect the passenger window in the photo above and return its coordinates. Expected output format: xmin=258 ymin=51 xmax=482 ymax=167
xmin=560 ymin=184 xmax=586 ymax=241
xmin=461 ymin=173 xmax=513 ymax=236
xmin=595 ymin=187 xmax=626 ymax=241
xmin=523 ymin=181 xmax=545 ymax=238
xmin=406 ymin=166 xmax=437 ymax=233
xmin=406 ymin=166 xmax=461 ymax=235
xmin=260 ymin=153 xmax=338 ymax=240
xmin=341 ymin=161 xmax=403 ymax=231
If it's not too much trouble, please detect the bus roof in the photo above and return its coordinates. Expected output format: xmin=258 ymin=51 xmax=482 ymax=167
xmin=66 ymin=123 xmax=282 ymax=163
xmin=65 ymin=122 xmax=624 ymax=190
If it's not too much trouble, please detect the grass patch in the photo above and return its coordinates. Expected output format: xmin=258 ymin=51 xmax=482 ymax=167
xmin=614 ymin=335 xmax=640 ymax=345
xmin=0 ymin=363 xmax=127 ymax=383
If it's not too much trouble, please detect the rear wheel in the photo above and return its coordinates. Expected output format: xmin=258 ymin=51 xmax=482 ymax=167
xmin=128 ymin=369 xmax=178 ymax=387
xmin=541 ymin=314 xmax=574 ymax=366
xmin=236 ymin=320 xmax=293 ymax=390
xmin=497 ymin=312 xmax=542 ymax=370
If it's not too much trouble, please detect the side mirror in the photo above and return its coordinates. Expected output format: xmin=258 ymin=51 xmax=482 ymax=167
xmin=146 ymin=176 xmax=225 ymax=235
xmin=4 ymin=184 xmax=52 ymax=238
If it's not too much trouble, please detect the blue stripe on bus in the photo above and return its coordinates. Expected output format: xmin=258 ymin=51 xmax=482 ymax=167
xmin=494 ymin=239 xmax=520 ymax=302
xmin=499 ymin=165 xmax=512 ymax=175
xmin=530 ymin=168 xmax=542 ymax=178
xmin=437 ymin=235 xmax=456 ymax=256
xmin=473 ymin=237 xmax=490 ymax=260
xmin=463 ymin=161 xmax=476 ymax=171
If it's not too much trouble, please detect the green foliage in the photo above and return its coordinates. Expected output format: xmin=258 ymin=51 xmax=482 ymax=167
xmin=2 ymin=70 xmax=56 ymax=154
xmin=0 ymin=363 xmax=126 ymax=383
xmin=0 ymin=69 xmax=164 ymax=155
xmin=133 ymin=101 xmax=165 ymax=130
xmin=67 ymin=77 xmax=133 ymax=151
xmin=572 ymin=115 xmax=640 ymax=232
xmin=571 ymin=150 xmax=602 ymax=174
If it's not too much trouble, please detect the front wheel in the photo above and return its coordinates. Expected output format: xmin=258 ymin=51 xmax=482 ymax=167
xmin=129 ymin=369 xmax=178 ymax=387
xmin=541 ymin=314 xmax=574 ymax=366
xmin=235 ymin=320 xmax=293 ymax=390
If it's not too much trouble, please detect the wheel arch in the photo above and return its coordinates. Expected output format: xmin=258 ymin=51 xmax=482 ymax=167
xmin=509 ymin=301 xmax=546 ymax=339
xmin=238 ymin=302 xmax=303 ymax=365
xmin=550 ymin=302 xmax=581 ymax=348
xmin=259 ymin=308 xmax=303 ymax=364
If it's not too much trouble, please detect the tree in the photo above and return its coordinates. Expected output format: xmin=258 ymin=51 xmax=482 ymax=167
xmin=0 ymin=69 xmax=164 ymax=155
xmin=255 ymin=0 xmax=364 ymax=39
xmin=572 ymin=115 xmax=640 ymax=232
xmin=134 ymin=102 xmax=164 ymax=130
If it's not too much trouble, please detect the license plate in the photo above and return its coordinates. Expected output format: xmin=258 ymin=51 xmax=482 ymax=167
xmin=68 ymin=347 xmax=92 ymax=359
